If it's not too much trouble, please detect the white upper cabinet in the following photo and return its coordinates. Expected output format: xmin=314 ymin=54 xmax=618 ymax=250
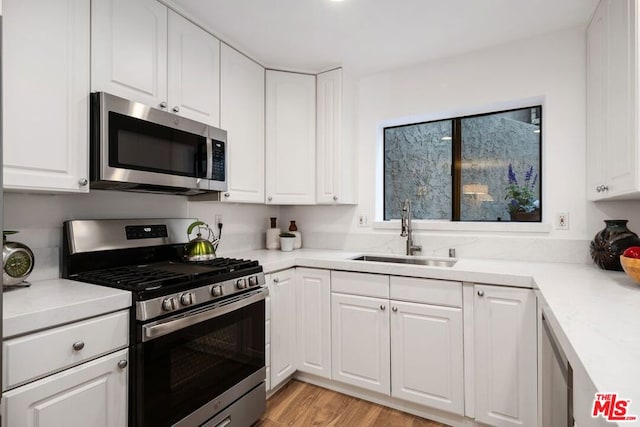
xmin=220 ymin=44 xmax=265 ymax=203
xmin=92 ymin=0 xmax=220 ymax=126
xmin=587 ymin=0 xmax=637 ymax=200
xmin=3 ymin=0 xmax=90 ymax=193
xmin=91 ymin=0 xmax=168 ymax=109
xmin=168 ymin=11 xmax=220 ymax=126
xmin=265 ymin=70 xmax=316 ymax=205
xmin=316 ymin=68 xmax=357 ymax=204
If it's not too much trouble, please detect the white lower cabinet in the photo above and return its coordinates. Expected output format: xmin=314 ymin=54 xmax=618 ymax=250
xmin=265 ymin=287 xmax=271 ymax=392
xmin=295 ymin=268 xmax=331 ymax=378
xmin=268 ymin=268 xmax=297 ymax=389
xmin=2 ymin=348 xmax=128 ymax=427
xmin=390 ymin=301 xmax=464 ymax=415
xmin=331 ymin=293 xmax=391 ymax=394
xmin=264 ymin=267 xmax=537 ymax=424
xmin=474 ymin=284 xmax=537 ymax=427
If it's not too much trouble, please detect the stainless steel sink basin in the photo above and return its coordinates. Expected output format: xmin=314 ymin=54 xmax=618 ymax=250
xmin=351 ymin=255 xmax=457 ymax=267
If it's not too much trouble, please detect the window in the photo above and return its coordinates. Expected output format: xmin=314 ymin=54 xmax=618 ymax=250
xmin=384 ymin=106 xmax=541 ymax=222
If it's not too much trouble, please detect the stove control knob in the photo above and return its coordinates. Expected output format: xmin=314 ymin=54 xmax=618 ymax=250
xmin=162 ymin=297 xmax=178 ymax=312
xmin=211 ymin=285 xmax=223 ymax=297
xmin=248 ymin=276 xmax=259 ymax=287
xmin=180 ymin=292 xmax=194 ymax=306
xmin=236 ymin=278 xmax=247 ymax=289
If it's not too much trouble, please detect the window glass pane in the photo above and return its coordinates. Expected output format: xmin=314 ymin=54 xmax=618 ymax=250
xmin=460 ymin=107 xmax=541 ymax=221
xmin=384 ymin=120 xmax=453 ymax=220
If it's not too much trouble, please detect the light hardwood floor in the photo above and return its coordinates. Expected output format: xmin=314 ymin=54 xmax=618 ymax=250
xmin=256 ymin=380 xmax=449 ymax=427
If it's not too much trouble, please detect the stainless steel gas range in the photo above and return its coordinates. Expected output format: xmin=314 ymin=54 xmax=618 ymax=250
xmin=62 ymin=218 xmax=267 ymax=427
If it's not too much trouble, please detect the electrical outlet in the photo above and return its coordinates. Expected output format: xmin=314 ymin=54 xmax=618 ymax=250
xmin=358 ymin=214 xmax=369 ymax=227
xmin=215 ymin=215 xmax=223 ymax=227
xmin=556 ymin=212 xmax=569 ymax=230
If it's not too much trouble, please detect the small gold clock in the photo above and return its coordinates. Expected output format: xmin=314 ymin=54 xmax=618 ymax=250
xmin=3 ymin=231 xmax=34 ymax=286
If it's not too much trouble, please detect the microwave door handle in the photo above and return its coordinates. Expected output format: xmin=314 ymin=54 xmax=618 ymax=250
xmin=206 ymin=138 xmax=213 ymax=179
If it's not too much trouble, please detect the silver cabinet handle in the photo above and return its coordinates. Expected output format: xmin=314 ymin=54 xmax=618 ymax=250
xmin=477 ymin=290 xmax=485 ymax=297
xmin=273 ymin=277 xmax=279 ymax=283
xmin=392 ymin=306 xmax=398 ymax=312
xmin=78 ymin=178 xmax=88 ymax=186
xmin=159 ymin=101 xmax=167 ymax=109
xmin=596 ymin=185 xmax=610 ymax=193
xmin=172 ymin=106 xmax=180 ymax=113
xmin=268 ymin=196 xmax=273 ymax=201
xmin=117 ymin=360 xmax=128 ymax=369
xmin=72 ymin=341 xmax=85 ymax=351
xmin=380 ymin=304 xmax=386 ymax=311
xmin=224 ymin=193 xmax=230 ymax=198
xmin=333 ymin=195 xmax=338 ymax=201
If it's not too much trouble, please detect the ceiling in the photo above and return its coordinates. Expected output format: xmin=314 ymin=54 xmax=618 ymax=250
xmin=172 ymin=0 xmax=599 ymax=76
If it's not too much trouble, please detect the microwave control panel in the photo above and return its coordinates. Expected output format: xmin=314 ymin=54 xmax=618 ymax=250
xmin=211 ymin=141 xmax=225 ymax=181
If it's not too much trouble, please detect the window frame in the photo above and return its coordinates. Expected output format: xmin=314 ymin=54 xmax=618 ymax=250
xmin=382 ymin=105 xmax=543 ymax=222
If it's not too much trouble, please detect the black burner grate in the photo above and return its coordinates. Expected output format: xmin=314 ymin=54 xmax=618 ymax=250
xmin=75 ymin=258 xmax=260 ymax=291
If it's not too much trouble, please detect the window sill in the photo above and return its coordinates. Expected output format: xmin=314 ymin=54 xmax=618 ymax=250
xmin=372 ymin=220 xmax=552 ymax=233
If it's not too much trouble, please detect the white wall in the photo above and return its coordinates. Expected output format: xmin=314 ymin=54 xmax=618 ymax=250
xmin=283 ymin=26 xmax=640 ymax=262
xmin=4 ymin=191 xmax=277 ymax=280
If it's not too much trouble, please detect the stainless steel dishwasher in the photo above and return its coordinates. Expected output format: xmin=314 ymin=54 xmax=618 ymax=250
xmin=541 ymin=309 xmax=574 ymax=426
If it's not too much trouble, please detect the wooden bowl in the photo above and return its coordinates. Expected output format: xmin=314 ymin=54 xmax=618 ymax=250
xmin=620 ymin=255 xmax=640 ymax=283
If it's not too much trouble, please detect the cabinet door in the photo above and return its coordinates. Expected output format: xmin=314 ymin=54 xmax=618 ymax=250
xmin=295 ymin=268 xmax=331 ymax=378
xmin=265 ymin=70 xmax=316 ymax=204
xmin=265 ymin=286 xmax=271 ymax=392
xmin=390 ymin=301 xmax=464 ymax=415
xmin=602 ymin=0 xmax=635 ymax=197
xmin=474 ymin=285 xmax=537 ymax=427
xmin=168 ymin=11 xmax=220 ymax=127
xmin=269 ymin=268 xmax=296 ymax=389
xmin=3 ymin=0 xmax=90 ymax=192
xmin=2 ymin=349 xmax=128 ymax=427
xmin=220 ymin=44 xmax=265 ymax=203
xmin=331 ymin=293 xmax=390 ymax=394
xmin=586 ymin=0 xmax=607 ymax=201
xmin=91 ymin=0 xmax=168 ymax=109
xmin=316 ymin=69 xmax=342 ymax=204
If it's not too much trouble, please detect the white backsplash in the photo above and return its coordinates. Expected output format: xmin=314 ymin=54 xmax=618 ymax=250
xmin=300 ymin=230 xmax=592 ymax=264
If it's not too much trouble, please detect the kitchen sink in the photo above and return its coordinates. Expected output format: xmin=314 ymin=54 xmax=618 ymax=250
xmin=351 ymin=255 xmax=457 ymax=267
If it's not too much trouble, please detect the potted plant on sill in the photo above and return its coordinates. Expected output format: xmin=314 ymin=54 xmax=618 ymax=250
xmin=279 ymin=232 xmax=296 ymax=252
xmin=505 ymin=164 xmax=540 ymax=222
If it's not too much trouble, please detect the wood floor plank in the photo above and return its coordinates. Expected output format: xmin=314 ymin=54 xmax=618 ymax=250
xmin=256 ymin=380 xmax=449 ymax=427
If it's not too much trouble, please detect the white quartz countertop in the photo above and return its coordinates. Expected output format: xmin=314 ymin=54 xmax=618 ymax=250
xmin=2 ymin=278 xmax=131 ymax=339
xmin=225 ymin=248 xmax=640 ymax=420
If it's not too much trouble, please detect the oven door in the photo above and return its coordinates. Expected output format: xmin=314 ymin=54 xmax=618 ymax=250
xmin=135 ymin=288 xmax=266 ymax=427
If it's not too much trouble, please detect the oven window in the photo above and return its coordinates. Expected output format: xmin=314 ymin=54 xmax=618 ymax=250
xmin=109 ymin=112 xmax=207 ymax=178
xmin=137 ymin=299 xmax=265 ymax=427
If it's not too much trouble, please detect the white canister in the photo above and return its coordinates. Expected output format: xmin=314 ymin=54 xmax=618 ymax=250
xmin=292 ymin=231 xmax=302 ymax=249
xmin=280 ymin=236 xmax=295 ymax=252
xmin=266 ymin=228 xmax=281 ymax=249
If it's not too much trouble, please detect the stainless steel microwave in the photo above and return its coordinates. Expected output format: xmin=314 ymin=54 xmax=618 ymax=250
xmin=90 ymin=92 xmax=227 ymax=196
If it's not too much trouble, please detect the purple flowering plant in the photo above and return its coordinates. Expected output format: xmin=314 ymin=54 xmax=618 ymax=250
xmin=505 ymin=164 xmax=539 ymax=214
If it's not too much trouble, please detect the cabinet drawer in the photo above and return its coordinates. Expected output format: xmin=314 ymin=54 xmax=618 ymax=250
xmin=331 ymin=271 xmax=389 ymax=298
xmin=3 ymin=311 xmax=129 ymax=391
xmin=390 ymin=276 xmax=462 ymax=307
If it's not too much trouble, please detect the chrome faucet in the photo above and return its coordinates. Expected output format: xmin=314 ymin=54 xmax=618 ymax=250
xmin=400 ymin=199 xmax=422 ymax=256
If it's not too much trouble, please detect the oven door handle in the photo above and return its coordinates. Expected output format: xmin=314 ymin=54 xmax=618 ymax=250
xmin=143 ymin=287 xmax=267 ymax=342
